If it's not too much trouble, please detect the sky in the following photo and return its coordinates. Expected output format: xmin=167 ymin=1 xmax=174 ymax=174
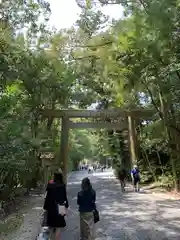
xmin=47 ymin=0 xmax=123 ymax=30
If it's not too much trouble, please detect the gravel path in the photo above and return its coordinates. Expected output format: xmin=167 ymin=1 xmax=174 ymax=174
xmin=3 ymin=170 xmax=180 ymax=239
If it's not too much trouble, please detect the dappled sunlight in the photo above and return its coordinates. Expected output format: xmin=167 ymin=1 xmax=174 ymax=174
xmin=67 ymin=180 xmax=82 ymax=185
xmin=32 ymin=206 xmax=43 ymax=211
xmin=85 ymin=171 xmax=180 ymax=239
xmin=31 ymin=170 xmax=180 ymax=240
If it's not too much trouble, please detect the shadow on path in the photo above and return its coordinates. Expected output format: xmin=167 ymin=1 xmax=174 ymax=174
xmin=4 ymin=170 xmax=180 ymax=240
xmin=64 ymin=170 xmax=180 ymax=240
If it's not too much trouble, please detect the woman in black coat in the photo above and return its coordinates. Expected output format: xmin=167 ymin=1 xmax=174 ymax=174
xmin=43 ymin=172 xmax=69 ymax=240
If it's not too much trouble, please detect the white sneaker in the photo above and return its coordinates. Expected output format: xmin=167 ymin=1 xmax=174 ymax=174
xmin=37 ymin=233 xmax=48 ymax=240
xmin=42 ymin=227 xmax=49 ymax=232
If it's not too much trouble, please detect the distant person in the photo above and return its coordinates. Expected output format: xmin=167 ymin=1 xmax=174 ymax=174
xmin=131 ymin=165 xmax=140 ymax=192
xmin=118 ymin=168 xmax=127 ymax=192
xmin=88 ymin=165 xmax=93 ymax=174
xmin=43 ymin=172 xmax=69 ymax=240
xmin=100 ymin=165 xmax=103 ymax=172
xmin=77 ymin=178 xmax=96 ymax=240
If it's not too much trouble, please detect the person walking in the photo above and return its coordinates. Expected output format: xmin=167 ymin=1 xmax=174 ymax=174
xmin=118 ymin=168 xmax=127 ymax=192
xmin=77 ymin=177 xmax=96 ymax=240
xmin=43 ymin=172 xmax=69 ymax=240
xmin=131 ymin=165 xmax=140 ymax=192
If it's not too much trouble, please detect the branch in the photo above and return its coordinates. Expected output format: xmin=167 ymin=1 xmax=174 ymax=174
xmin=169 ymin=124 xmax=180 ymax=135
xmin=75 ymin=0 xmax=120 ymax=7
xmin=142 ymin=80 xmax=162 ymax=119
xmin=76 ymin=41 xmax=113 ymax=49
xmin=115 ymin=53 xmax=128 ymax=61
xmin=98 ymin=0 xmax=121 ymax=4
xmin=72 ymin=55 xmax=100 ymax=60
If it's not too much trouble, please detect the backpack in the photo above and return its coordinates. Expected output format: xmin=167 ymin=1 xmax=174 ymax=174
xmin=133 ymin=168 xmax=140 ymax=179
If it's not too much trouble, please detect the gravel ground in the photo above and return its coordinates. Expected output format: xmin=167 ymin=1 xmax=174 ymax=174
xmin=3 ymin=170 xmax=180 ymax=240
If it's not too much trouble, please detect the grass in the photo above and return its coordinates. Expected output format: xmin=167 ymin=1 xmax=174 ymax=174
xmin=0 ymin=185 xmax=45 ymax=238
xmin=0 ymin=213 xmax=24 ymax=237
xmin=141 ymin=181 xmax=172 ymax=193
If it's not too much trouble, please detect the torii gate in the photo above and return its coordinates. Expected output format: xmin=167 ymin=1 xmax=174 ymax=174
xmin=41 ymin=108 xmax=153 ymax=181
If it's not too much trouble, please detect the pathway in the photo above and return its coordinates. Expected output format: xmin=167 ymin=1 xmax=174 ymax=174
xmin=3 ymin=170 xmax=180 ymax=239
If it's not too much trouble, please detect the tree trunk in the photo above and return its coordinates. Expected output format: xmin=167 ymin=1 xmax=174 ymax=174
xmin=158 ymin=91 xmax=178 ymax=190
xmin=143 ymin=149 xmax=157 ymax=182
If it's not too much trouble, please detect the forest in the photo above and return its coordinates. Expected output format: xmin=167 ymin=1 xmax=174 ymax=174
xmin=1 ymin=0 xmax=180 ymax=210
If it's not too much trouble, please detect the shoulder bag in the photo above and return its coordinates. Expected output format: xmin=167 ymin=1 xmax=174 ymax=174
xmin=93 ymin=209 xmax=100 ymax=223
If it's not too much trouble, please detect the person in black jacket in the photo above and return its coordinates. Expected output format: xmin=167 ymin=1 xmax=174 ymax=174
xmin=118 ymin=168 xmax=127 ymax=192
xmin=77 ymin=177 xmax=96 ymax=240
xmin=43 ymin=172 xmax=69 ymax=240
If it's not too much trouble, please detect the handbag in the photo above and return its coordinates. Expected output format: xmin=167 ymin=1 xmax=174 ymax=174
xmin=93 ymin=209 xmax=100 ymax=224
xmin=58 ymin=204 xmax=66 ymax=216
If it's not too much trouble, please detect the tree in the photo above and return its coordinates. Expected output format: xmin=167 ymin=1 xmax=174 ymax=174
xmin=74 ymin=0 xmax=180 ymax=189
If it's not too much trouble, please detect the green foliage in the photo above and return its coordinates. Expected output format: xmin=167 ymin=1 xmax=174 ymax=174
xmin=0 ymin=2 xmax=77 ymax=203
xmin=74 ymin=0 xmax=180 ymax=189
xmin=0 ymin=5 xmax=112 ymax=205
xmin=69 ymin=129 xmax=99 ymax=169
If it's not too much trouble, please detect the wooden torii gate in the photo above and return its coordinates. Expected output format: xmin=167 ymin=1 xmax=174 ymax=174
xmin=41 ymin=108 xmax=153 ymax=180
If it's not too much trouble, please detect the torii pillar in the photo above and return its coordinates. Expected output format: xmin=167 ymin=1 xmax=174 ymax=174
xmin=60 ymin=117 xmax=69 ymax=183
xmin=128 ymin=115 xmax=138 ymax=168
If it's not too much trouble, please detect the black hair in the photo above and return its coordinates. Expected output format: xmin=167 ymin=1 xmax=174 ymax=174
xmin=81 ymin=177 xmax=92 ymax=191
xmin=53 ymin=172 xmax=64 ymax=184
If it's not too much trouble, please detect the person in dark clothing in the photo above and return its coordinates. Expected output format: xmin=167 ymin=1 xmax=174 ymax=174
xmin=131 ymin=165 xmax=140 ymax=192
xmin=77 ymin=177 xmax=96 ymax=240
xmin=118 ymin=168 xmax=127 ymax=192
xmin=43 ymin=172 xmax=69 ymax=240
